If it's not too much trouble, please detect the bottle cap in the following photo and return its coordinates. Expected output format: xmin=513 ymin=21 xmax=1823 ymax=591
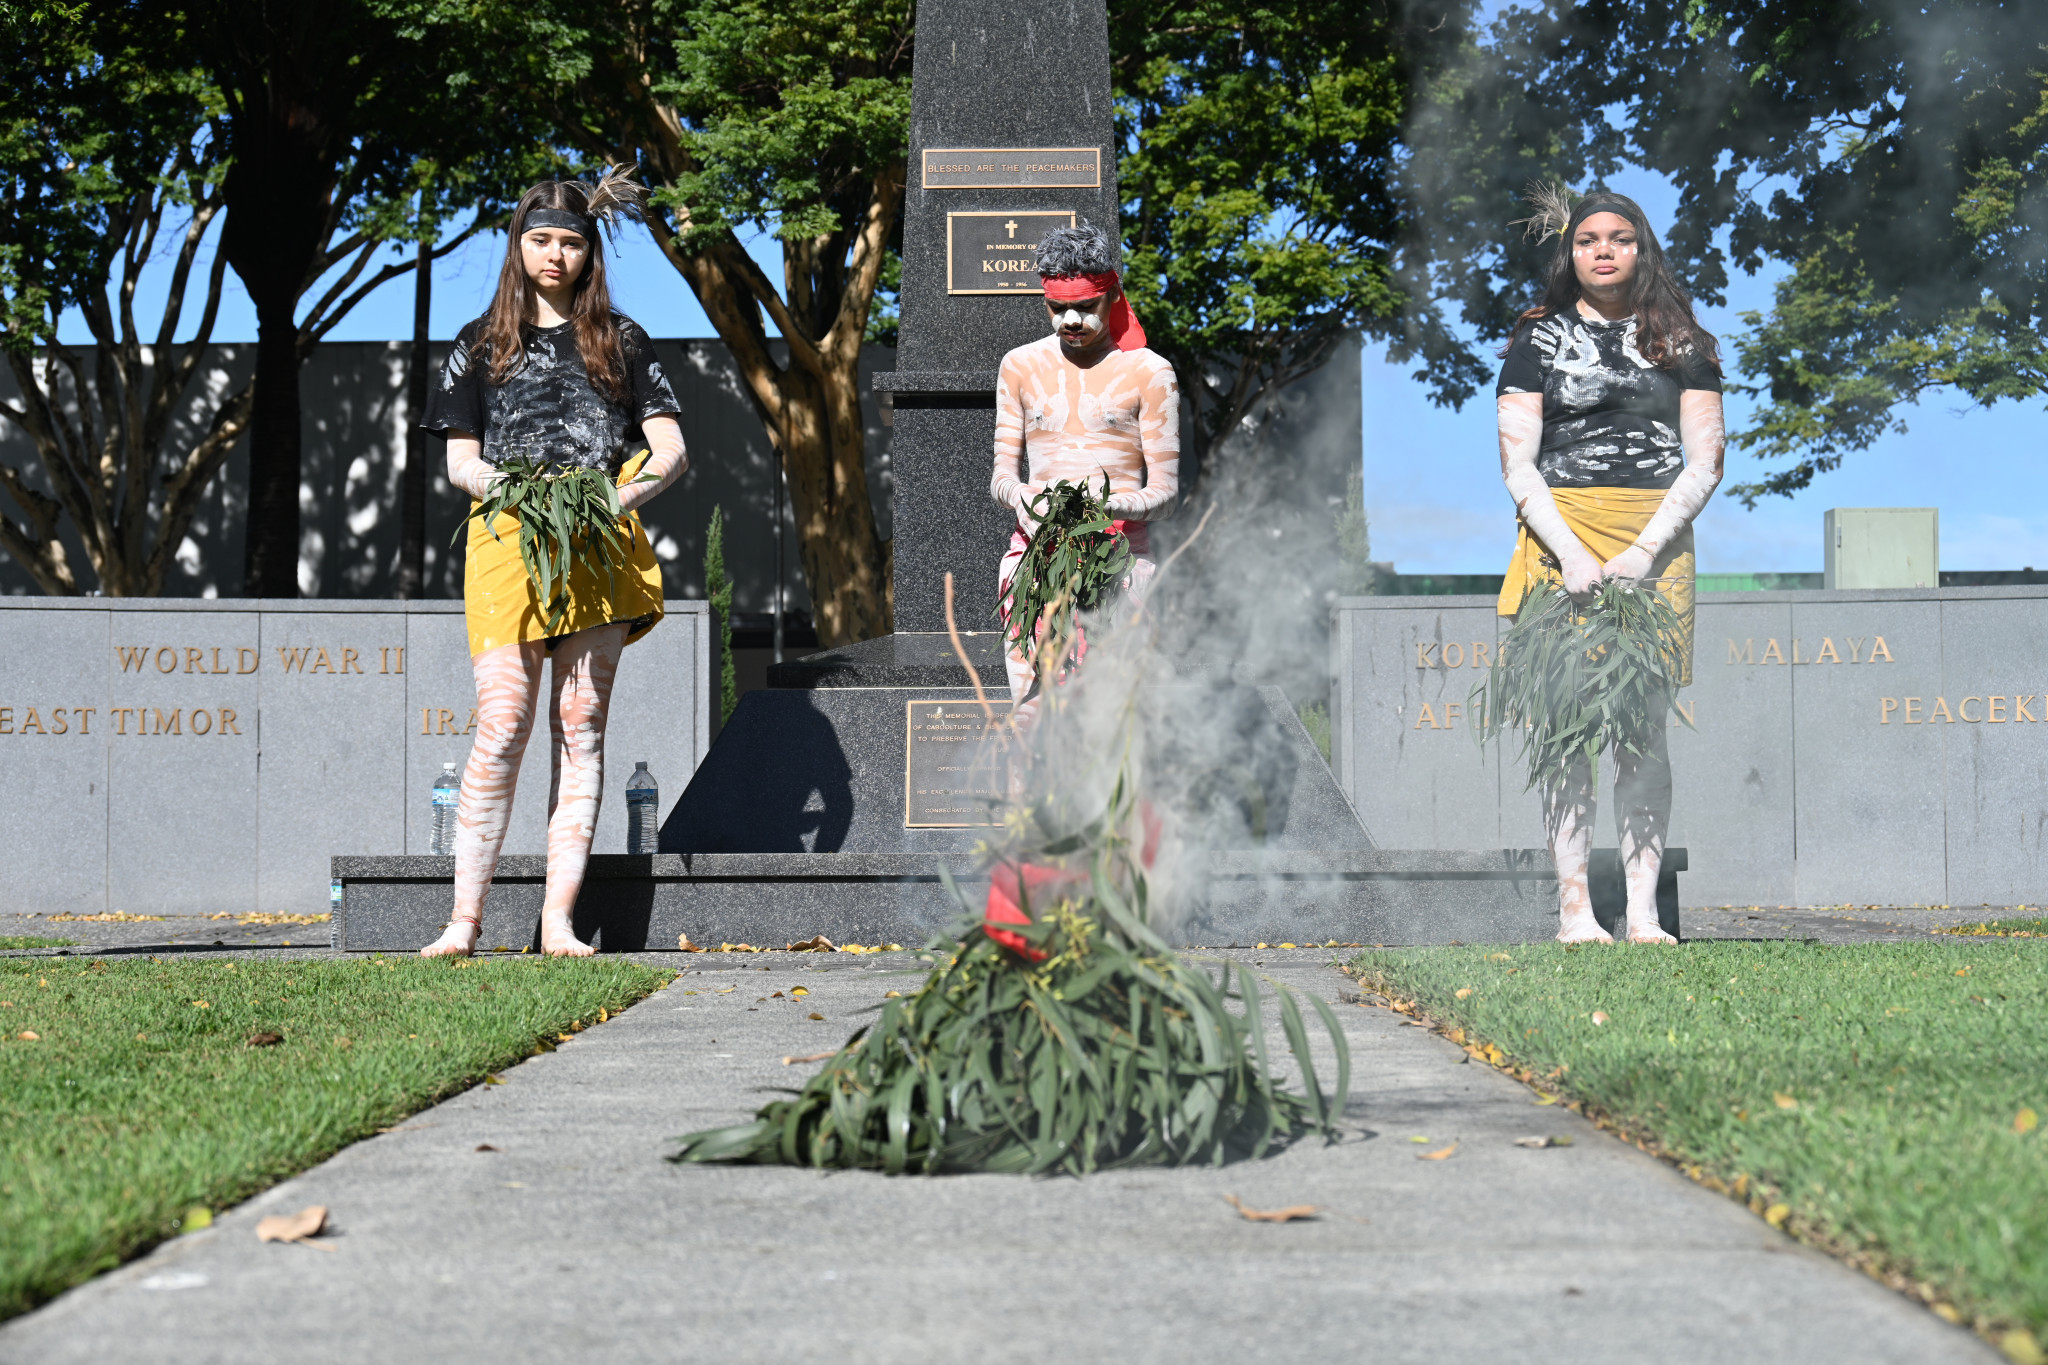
xmin=442 ymin=762 xmax=457 ymax=771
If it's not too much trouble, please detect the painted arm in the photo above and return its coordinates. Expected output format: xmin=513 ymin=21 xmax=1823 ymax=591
xmin=444 ymin=432 xmax=501 ymax=501
xmin=1498 ymin=392 xmax=1602 ymax=596
xmin=990 ymin=359 xmax=1045 ymax=532
xmin=1602 ymin=389 xmax=1725 ymax=582
xmin=1105 ymin=361 xmax=1181 ymax=521
xmin=617 ymin=415 xmax=687 ymax=513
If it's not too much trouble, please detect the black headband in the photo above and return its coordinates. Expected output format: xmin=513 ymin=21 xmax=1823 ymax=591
xmin=523 ymin=208 xmax=594 ymax=240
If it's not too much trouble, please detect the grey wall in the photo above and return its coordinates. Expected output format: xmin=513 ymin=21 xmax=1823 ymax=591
xmin=1332 ymin=586 xmax=2048 ymax=907
xmin=0 ymin=597 xmax=710 ymax=916
xmin=0 ymin=340 xmax=895 ymax=616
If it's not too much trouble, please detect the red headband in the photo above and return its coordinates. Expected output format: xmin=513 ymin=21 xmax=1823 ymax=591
xmin=1040 ymin=272 xmax=1148 ymax=351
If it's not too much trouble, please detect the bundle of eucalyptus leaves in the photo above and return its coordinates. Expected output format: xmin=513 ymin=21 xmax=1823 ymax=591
xmin=456 ymin=455 xmax=654 ymax=634
xmin=668 ymin=773 xmax=1349 ymax=1175
xmin=995 ymin=476 xmax=1136 ymax=690
xmin=1471 ymin=578 xmax=1691 ymax=791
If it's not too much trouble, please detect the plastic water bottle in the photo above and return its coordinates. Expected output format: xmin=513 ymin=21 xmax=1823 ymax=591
xmin=626 ymin=762 xmax=659 ymax=853
xmin=430 ymin=762 xmax=461 ymax=854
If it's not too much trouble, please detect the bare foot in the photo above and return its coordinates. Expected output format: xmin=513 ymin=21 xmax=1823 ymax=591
xmin=421 ymin=918 xmax=480 ymax=958
xmin=1626 ymin=916 xmax=1678 ymax=945
xmin=1557 ymin=909 xmax=1614 ymax=945
xmin=540 ymin=916 xmax=595 ymax=957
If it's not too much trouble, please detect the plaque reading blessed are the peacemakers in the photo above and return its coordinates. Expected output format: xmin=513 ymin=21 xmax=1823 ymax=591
xmin=904 ymin=699 xmax=1014 ymax=827
xmin=920 ymin=147 xmax=1102 ymax=189
xmin=946 ymin=211 xmax=1077 ymax=295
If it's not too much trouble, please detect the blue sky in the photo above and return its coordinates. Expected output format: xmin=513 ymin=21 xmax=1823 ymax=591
xmin=59 ymin=169 xmax=2039 ymax=575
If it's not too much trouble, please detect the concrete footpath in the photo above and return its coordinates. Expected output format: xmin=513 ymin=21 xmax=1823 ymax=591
xmin=0 ymin=951 xmax=1996 ymax=1364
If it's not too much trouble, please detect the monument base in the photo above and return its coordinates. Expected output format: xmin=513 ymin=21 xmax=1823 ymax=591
xmin=330 ymin=848 xmax=1683 ymax=951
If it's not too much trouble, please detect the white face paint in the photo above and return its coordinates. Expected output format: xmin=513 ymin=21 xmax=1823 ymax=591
xmin=1055 ymin=307 xmax=1103 ymax=334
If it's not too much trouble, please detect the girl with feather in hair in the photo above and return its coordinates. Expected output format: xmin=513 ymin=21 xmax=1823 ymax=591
xmin=417 ymin=168 xmax=686 ymax=957
xmin=1493 ymin=185 xmax=1726 ymax=946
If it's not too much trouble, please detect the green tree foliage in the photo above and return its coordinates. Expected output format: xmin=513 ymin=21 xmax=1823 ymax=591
xmin=704 ymin=505 xmax=737 ymax=725
xmin=1109 ymin=0 xmax=1483 ymax=486
xmin=1539 ymin=0 xmax=2048 ymax=500
xmin=561 ymin=0 xmax=909 ymax=646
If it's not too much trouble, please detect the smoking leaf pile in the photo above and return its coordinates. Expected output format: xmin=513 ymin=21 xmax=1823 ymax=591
xmin=1472 ymin=579 xmax=1690 ymax=791
xmin=668 ymin=774 xmax=1349 ymax=1175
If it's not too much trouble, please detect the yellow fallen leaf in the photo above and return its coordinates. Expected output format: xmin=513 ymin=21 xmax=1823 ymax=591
xmin=1409 ymin=1135 xmax=1431 ymax=1143
xmin=2015 ymin=1107 xmax=2039 ymax=1135
xmin=597 ymin=1008 xmax=609 ymax=1023
xmin=1486 ymin=952 xmax=1512 ymax=962
xmin=781 ymin=1050 xmax=837 ymax=1065
xmin=256 ymin=1205 xmax=333 ymax=1249
xmin=1932 ymin=1304 xmax=1961 ymax=1324
xmin=1774 ymin=1092 xmax=1798 ymax=1110
xmin=1223 ymin=1194 xmax=1317 ymax=1222
xmin=2001 ymin=1330 xmax=2046 ymax=1365
xmin=191 ymin=1000 xmax=210 ymax=1009
xmin=1590 ymin=1011 xmax=1608 ymax=1025
xmin=17 ymin=1031 xmax=39 ymax=1041
xmin=677 ymin=934 xmax=706 ymax=952
xmin=1255 ymin=943 xmax=1269 ymax=950
xmin=1532 ymin=1093 xmax=1559 ymax=1106
xmin=1417 ymin=1143 xmax=1458 ymax=1161
xmin=1763 ymin=1203 xmax=1790 ymax=1227
xmin=1455 ymin=987 xmax=1473 ymax=999
xmin=807 ymin=1012 xmax=825 ymax=1021
xmin=180 ymin=1207 xmax=211 ymax=1232
xmin=1278 ymin=943 xmax=1298 ymax=950
xmin=884 ymin=990 xmax=902 ymax=998
xmin=791 ymin=987 xmax=809 ymax=996
xmin=484 ymin=1075 xmax=504 ymax=1085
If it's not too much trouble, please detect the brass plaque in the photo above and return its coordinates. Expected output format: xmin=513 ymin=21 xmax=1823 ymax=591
xmin=921 ymin=147 xmax=1101 ymax=189
xmin=946 ymin=211 xmax=1076 ymax=295
xmin=904 ymin=699 xmax=1014 ymax=827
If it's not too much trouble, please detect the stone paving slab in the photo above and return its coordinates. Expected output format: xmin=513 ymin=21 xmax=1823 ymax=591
xmin=0 ymin=952 xmax=1994 ymax=1364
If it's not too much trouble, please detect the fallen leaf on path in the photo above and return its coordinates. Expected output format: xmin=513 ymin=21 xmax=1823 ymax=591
xmin=1763 ymin=1203 xmax=1790 ymax=1227
xmin=1531 ymin=1094 xmax=1560 ymax=1106
xmin=782 ymin=1050 xmax=837 ymax=1065
xmin=677 ymin=934 xmax=706 ymax=952
xmin=884 ymin=990 xmax=902 ymax=998
xmin=181 ymin=1207 xmax=211 ymax=1232
xmin=787 ymin=936 xmax=835 ymax=952
xmin=791 ymin=987 xmax=809 ymax=997
xmin=1513 ymin=1136 xmax=1574 ymax=1148
xmin=1417 ymin=1143 xmax=1458 ymax=1161
xmin=246 ymin=1032 xmax=282 ymax=1047
xmin=1999 ymin=1328 xmax=2045 ymax=1365
xmin=475 ymin=1144 xmax=498 ymax=1152
xmin=256 ymin=1205 xmax=332 ymax=1249
xmin=2015 ymin=1107 xmax=2039 ymax=1135
xmin=1223 ymin=1195 xmax=1318 ymax=1223
xmin=1773 ymin=1092 xmax=1798 ymax=1110
xmin=807 ymin=1012 xmax=824 ymax=1021
xmin=1590 ymin=1011 xmax=1608 ymax=1026
xmin=483 ymin=1075 xmax=503 ymax=1085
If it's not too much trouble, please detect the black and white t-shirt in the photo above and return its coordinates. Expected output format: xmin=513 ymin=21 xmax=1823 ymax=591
xmin=420 ymin=317 xmax=680 ymax=475
xmin=1496 ymin=311 xmax=1721 ymax=489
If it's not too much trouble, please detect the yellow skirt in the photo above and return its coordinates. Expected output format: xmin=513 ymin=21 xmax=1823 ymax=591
xmin=1497 ymin=485 xmax=1695 ymax=687
xmin=463 ymin=450 xmax=665 ymax=657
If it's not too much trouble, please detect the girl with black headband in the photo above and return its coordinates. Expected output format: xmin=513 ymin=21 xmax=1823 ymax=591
xmin=417 ymin=168 xmax=686 ymax=957
xmin=1494 ymin=185 xmax=1726 ymax=945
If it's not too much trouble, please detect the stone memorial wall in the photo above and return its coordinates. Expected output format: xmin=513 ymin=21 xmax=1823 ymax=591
xmin=1 ymin=598 xmax=709 ymax=917
xmin=1331 ymin=586 xmax=2048 ymax=907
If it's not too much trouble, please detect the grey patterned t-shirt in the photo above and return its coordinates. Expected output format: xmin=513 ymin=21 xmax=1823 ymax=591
xmin=1496 ymin=312 xmax=1721 ymax=489
xmin=420 ymin=317 xmax=679 ymax=474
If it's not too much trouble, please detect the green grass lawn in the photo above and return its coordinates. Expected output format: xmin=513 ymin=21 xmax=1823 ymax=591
xmin=0 ymin=938 xmax=79 ymax=951
xmin=0 ymin=954 xmax=673 ymax=1320
xmin=1348 ymin=940 xmax=2048 ymax=1353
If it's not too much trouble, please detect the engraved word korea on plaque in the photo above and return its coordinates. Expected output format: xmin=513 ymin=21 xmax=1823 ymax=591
xmin=946 ymin=211 xmax=1077 ymax=295
xmin=904 ymin=699 xmax=1015 ymax=827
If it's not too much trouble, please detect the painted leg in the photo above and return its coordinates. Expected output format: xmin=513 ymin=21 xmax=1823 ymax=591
xmin=537 ymin=624 xmax=627 ymax=956
xmin=424 ymin=641 xmax=546 ymax=957
xmin=1543 ymin=756 xmax=1609 ymax=944
xmin=1615 ymin=725 xmax=1676 ymax=944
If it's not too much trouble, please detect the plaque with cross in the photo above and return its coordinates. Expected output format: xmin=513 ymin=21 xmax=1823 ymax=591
xmin=944 ymin=210 xmax=1079 ymax=294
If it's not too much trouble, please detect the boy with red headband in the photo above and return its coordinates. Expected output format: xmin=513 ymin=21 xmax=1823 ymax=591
xmin=991 ymin=222 xmax=1181 ymax=702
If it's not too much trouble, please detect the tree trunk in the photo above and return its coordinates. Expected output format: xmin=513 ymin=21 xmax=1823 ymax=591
xmin=776 ymin=358 xmax=890 ymax=644
xmin=399 ymin=227 xmax=431 ymax=598
xmin=240 ymin=298 xmax=303 ymax=597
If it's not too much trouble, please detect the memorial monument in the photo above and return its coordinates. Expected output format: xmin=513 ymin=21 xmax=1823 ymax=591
xmin=334 ymin=0 xmax=1666 ymax=950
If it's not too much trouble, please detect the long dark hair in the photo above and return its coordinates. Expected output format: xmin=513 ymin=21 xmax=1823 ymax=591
xmin=478 ymin=179 xmax=628 ymax=402
xmin=1504 ymin=190 xmax=1719 ymax=374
